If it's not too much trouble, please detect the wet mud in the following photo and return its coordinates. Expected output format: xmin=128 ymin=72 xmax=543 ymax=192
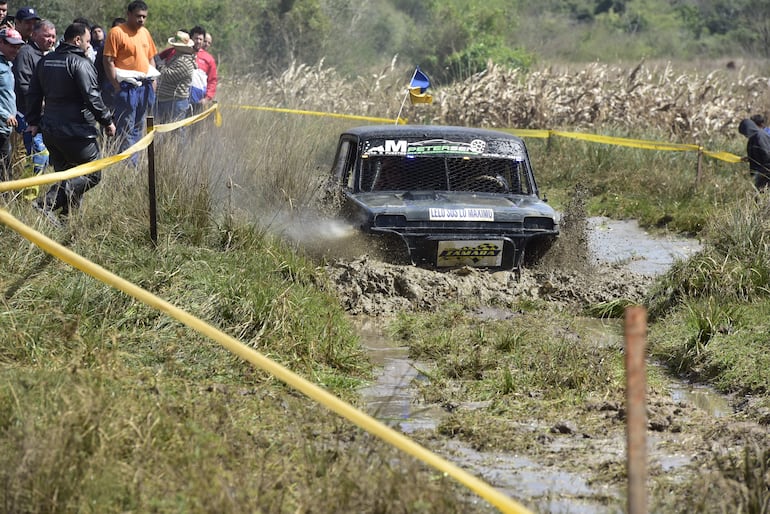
xmin=322 ymin=218 xmax=765 ymax=512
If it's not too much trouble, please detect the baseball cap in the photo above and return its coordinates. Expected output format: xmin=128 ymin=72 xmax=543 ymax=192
xmin=15 ymin=7 xmax=41 ymax=21
xmin=0 ymin=28 xmax=24 ymax=45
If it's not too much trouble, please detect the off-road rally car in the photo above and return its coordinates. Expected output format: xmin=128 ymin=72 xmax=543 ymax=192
xmin=325 ymin=125 xmax=559 ymax=270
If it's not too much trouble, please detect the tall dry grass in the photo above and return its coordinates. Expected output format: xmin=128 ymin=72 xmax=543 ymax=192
xmin=224 ymin=59 xmax=770 ymax=141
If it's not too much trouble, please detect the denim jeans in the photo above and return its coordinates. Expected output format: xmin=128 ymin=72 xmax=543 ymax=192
xmin=113 ymin=80 xmax=156 ymax=153
xmin=156 ymin=98 xmax=190 ymax=123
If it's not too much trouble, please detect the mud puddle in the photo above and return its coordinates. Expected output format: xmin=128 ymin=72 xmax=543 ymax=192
xmin=353 ymin=217 xmax=721 ymax=512
xmin=356 ymin=317 xmax=445 ymax=433
xmin=587 ymin=216 xmax=701 ymax=275
xmin=357 ymin=314 xmax=626 ymax=512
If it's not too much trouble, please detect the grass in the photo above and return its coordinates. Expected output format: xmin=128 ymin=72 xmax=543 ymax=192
xmin=645 ymin=195 xmax=770 ymax=396
xmin=390 ymin=305 xmax=628 ymax=419
xmin=0 ymin=111 xmax=477 ymax=513
xmin=529 ymin=134 xmax=749 ymax=235
xmin=2 ymin=63 xmax=770 ymax=511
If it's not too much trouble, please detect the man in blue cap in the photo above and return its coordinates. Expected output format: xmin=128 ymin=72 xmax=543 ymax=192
xmin=14 ymin=7 xmax=40 ymax=42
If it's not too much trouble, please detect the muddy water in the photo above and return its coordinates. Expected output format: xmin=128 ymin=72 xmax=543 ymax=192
xmin=357 ymin=317 xmax=625 ymax=513
xmin=355 ymin=218 xmax=727 ymax=511
xmin=587 ymin=216 xmax=702 ymax=275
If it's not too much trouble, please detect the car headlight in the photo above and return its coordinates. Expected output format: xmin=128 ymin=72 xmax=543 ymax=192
xmin=374 ymin=214 xmax=407 ymax=228
xmin=523 ymin=217 xmax=555 ymax=230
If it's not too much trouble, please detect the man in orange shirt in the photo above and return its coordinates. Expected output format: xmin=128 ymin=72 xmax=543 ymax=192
xmin=102 ymin=0 xmax=157 ymax=153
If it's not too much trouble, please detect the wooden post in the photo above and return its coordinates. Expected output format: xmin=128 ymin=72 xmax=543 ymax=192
xmin=625 ymin=305 xmax=648 ymax=514
xmin=695 ymin=147 xmax=703 ymax=188
xmin=146 ymin=116 xmax=158 ymax=246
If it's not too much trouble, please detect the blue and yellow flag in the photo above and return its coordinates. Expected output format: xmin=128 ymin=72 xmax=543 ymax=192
xmin=409 ymin=67 xmax=432 ymax=104
xmin=409 ymin=87 xmax=432 ymax=104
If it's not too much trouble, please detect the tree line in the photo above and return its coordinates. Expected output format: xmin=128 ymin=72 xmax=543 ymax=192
xmin=30 ymin=0 xmax=770 ymax=82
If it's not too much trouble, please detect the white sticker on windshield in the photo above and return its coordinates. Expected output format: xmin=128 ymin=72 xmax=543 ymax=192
xmin=429 ymin=208 xmax=494 ymax=221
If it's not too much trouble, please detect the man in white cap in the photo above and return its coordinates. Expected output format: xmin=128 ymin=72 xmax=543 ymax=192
xmin=0 ymin=27 xmax=23 ymax=181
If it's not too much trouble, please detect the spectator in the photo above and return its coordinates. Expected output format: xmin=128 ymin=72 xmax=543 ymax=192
xmin=26 ymin=22 xmax=115 ymax=220
xmin=750 ymin=113 xmax=770 ymax=136
xmin=159 ymin=25 xmax=217 ymax=114
xmin=156 ymin=31 xmax=195 ymax=123
xmin=14 ymin=7 xmax=40 ymax=42
xmin=14 ymin=19 xmax=55 ymax=115
xmin=189 ymin=26 xmax=217 ymax=111
xmin=0 ymin=2 xmax=9 ymax=28
xmin=91 ymin=24 xmax=104 ymax=51
xmin=0 ymin=27 xmax=22 ymax=182
xmin=14 ymin=19 xmax=55 ymax=184
xmin=72 ymin=17 xmax=95 ymax=62
xmin=203 ymin=31 xmax=211 ymax=51
xmin=94 ymin=17 xmax=125 ymax=109
xmin=103 ymin=1 xmax=157 ymax=154
xmin=739 ymin=118 xmax=770 ymax=192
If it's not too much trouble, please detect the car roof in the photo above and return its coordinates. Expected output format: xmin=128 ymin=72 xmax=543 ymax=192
xmin=342 ymin=124 xmax=525 ymax=143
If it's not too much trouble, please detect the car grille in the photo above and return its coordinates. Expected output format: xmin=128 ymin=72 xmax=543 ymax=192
xmin=375 ymin=214 xmax=554 ymax=232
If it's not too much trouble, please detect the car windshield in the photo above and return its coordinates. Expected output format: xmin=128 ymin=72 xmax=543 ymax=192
xmin=359 ymin=155 xmax=532 ymax=194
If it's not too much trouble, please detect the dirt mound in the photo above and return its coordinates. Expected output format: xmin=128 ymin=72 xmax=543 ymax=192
xmin=323 ymin=257 xmax=653 ymax=316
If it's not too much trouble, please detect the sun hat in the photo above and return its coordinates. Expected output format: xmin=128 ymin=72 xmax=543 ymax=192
xmin=167 ymin=31 xmax=194 ymax=53
xmin=0 ymin=27 xmax=24 ymax=45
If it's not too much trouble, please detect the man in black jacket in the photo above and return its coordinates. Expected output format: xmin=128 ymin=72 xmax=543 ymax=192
xmin=739 ymin=118 xmax=770 ymax=192
xmin=26 ymin=22 xmax=115 ymax=220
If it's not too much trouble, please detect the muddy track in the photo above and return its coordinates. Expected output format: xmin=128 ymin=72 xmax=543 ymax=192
xmin=324 ymin=255 xmax=652 ymax=317
xmin=319 ymin=218 xmax=770 ymax=512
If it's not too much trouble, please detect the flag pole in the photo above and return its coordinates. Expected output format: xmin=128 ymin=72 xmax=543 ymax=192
xmin=395 ymin=91 xmax=409 ymax=125
xmin=395 ymin=67 xmax=420 ymax=125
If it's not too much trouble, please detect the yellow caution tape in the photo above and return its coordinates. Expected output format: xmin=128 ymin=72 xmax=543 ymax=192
xmin=0 ymin=209 xmax=533 ymax=514
xmin=154 ymin=103 xmax=222 ymax=132
xmin=500 ymin=128 xmax=552 ymax=139
xmin=222 ymin=104 xmax=405 ymax=124
xmin=703 ymin=150 xmax=743 ymax=163
xmin=496 ymin=126 xmax=741 ymax=163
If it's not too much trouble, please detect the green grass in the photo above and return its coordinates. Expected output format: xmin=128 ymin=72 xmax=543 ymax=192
xmin=529 ymin=134 xmax=749 ymax=235
xmin=391 ymin=305 xmax=627 ymax=417
xmin=0 ymin=112 xmax=477 ymax=513
xmin=645 ymin=194 xmax=770 ymax=396
xmin=2 ymin=77 xmax=770 ymax=512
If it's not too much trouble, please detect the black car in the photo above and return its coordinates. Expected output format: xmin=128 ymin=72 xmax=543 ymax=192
xmin=326 ymin=125 xmax=559 ymax=270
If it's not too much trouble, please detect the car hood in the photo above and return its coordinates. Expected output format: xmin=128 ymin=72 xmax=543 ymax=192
xmin=350 ymin=191 xmax=558 ymax=220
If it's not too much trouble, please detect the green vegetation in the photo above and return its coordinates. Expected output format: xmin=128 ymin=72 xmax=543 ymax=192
xmin=44 ymin=0 xmax=770 ymax=80
xmin=0 ymin=114 xmax=472 ymax=512
xmin=530 ymin=134 xmax=748 ymax=235
xmin=647 ymin=196 xmax=770 ymax=400
xmin=391 ymin=304 xmax=629 ymax=415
